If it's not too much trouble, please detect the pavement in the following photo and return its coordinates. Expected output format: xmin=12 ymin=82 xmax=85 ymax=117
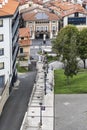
xmin=20 ymin=61 xmax=54 ymax=130
xmin=30 ymin=39 xmax=52 ymax=60
xmin=55 ymin=94 xmax=87 ymax=130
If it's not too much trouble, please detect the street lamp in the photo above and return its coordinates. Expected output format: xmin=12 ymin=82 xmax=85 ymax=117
xmin=43 ymin=34 xmax=46 ymax=44
xmin=44 ymin=70 xmax=47 ymax=95
xmin=39 ymin=102 xmax=42 ymax=127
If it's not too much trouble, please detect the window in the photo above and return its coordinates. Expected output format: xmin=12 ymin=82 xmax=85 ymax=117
xmin=52 ymin=21 xmax=56 ymax=23
xmin=75 ymin=12 xmax=78 ymax=17
xmin=0 ymin=62 xmax=4 ymax=70
xmin=52 ymin=26 xmax=56 ymax=31
xmin=36 ymin=27 xmax=40 ymax=31
xmin=0 ymin=48 xmax=4 ymax=56
xmin=29 ymin=21 xmax=32 ymax=23
xmin=0 ymin=19 xmax=3 ymax=27
xmin=0 ymin=75 xmax=4 ymax=88
xmin=21 ymin=37 xmax=24 ymax=40
xmin=0 ymin=34 xmax=3 ymax=42
xmin=20 ymin=48 xmax=23 ymax=53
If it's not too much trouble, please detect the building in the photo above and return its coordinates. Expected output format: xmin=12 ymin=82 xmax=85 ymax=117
xmin=0 ymin=0 xmax=19 ymax=114
xmin=21 ymin=7 xmax=59 ymax=39
xmin=47 ymin=1 xmax=87 ymax=30
xmin=18 ymin=27 xmax=31 ymax=60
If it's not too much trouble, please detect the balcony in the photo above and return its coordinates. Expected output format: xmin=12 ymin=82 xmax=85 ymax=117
xmin=12 ymin=44 xmax=19 ymax=63
xmin=12 ymin=31 xmax=19 ymax=48
xmin=12 ymin=16 xmax=19 ymax=38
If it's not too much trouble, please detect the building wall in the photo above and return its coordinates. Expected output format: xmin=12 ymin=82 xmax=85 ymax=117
xmin=0 ymin=18 xmax=12 ymax=85
xmin=63 ymin=13 xmax=87 ymax=27
xmin=25 ymin=20 xmax=58 ymax=39
xmin=0 ymin=8 xmax=19 ymax=89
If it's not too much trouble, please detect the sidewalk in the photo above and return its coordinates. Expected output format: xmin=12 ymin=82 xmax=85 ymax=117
xmin=20 ymin=61 xmax=54 ymax=130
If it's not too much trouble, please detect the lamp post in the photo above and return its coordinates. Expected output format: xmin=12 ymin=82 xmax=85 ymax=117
xmin=43 ymin=34 xmax=46 ymax=44
xmin=39 ymin=102 xmax=42 ymax=126
xmin=44 ymin=70 xmax=47 ymax=95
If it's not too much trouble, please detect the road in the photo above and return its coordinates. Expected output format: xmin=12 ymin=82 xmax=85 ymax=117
xmin=31 ymin=39 xmax=51 ymax=46
xmin=30 ymin=39 xmax=52 ymax=60
xmin=0 ymin=71 xmax=36 ymax=130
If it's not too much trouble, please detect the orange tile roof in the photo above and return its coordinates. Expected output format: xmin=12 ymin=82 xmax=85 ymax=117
xmin=49 ymin=1 xmax=87 ymax=17
xmin=22 ymin=10 xmax=59 ymax=21
xmin=19 ymin=27 xmax=30 ymax=38
xmin=0 ymin=0 xmax=2 ymax=3
xmin=0 ymin=0 xmax=19 ymax=17
xmin=19 ymin=27 xmax=31 ymax=46
xmin=53 ymin=1 xmax=74 ymax=11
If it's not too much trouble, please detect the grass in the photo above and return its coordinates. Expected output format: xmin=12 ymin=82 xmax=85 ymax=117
xmin=54 ymin=69 xmax=87 ymax=94
xmin=16 ymin=63 xmax=28 ymax=73
xmin=47 ymin=55 xmax=58 ymax=63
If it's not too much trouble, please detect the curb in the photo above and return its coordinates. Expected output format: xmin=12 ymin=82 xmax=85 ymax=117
xmin=20 ymin=112 xmax=27 ymax=130
xmin=28 ymin=83 xmax=36 ymax=106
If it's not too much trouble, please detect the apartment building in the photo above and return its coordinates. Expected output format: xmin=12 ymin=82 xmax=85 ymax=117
xmin=0 ymin=0 xmax=19 ymax=114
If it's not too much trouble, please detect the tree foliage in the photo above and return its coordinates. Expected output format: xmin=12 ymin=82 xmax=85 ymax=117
xmin=52 ymin=25 xmax=79 ymax=81
xmin=78 ymin=28 xmax=87 ymax=69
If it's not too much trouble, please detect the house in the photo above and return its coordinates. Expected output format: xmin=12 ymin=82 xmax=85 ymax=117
xmin=0 ymin=0 xmax=19 ymax=114
xmin=18 ymin=27 xmax=31 ymax=60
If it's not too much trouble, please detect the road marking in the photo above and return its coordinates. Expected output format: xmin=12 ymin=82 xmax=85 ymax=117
xmin=63 ymin=102 xmax=70 ymax=106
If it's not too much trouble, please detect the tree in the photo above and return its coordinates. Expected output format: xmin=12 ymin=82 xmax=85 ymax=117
xmin=78 ymin=28 xmax=87 ymax=69
xmin=52 ymin=25 xmax=79 ymax=83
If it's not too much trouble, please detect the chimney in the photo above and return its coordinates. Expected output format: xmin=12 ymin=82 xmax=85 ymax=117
xmin=0 ymin=2 xmax=2 ymax=8
xmin=2 ymin=0 xmax=5 ymax=5
xmin=5 ymin=0 xmax=8 ymax=3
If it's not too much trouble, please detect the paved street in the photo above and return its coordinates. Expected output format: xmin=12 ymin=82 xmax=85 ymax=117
xmin=31 ymin=39 xmax=51 ymax=46
xmin=0 ymin=71 xmax=36 ymax=130
xmin=30 ymin=39 xmax=52 ymax=60
xmin=20 ymin=62 xmax=54 ymax=130
xmin=55 ymin=94 xmax=87 ymax=130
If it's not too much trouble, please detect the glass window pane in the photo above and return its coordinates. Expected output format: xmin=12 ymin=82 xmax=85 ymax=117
xmin=0 ymin=34 xmax=3 ymax=41
xmin=0 ymin=48 xmax=4 ymax=55
xmin=0 ymin=75 xmax=4 ymax=88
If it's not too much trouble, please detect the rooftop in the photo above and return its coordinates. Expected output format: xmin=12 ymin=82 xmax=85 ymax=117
xmin=49 ymin=1 xmax=87 ymax=17
xmin=0 ymin=0 xmax=19 ymax=17
xmin=19 ymin=27 xmax=30 ymax=46
xmin=19 ymin=27 xmax=30 ymax=38
xmin=22 ymin=9 xmax=59 ymax=21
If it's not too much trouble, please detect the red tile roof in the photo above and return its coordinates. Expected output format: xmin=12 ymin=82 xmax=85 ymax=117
xmin=19 ymin=39 xmax=30 ymax=46
xmin=19 ymin=27 xmax=30 ymax=37
xmin=0 ymin=0 xmax=19 ymax=17
xmin=22 ymin=10 xmax=59 ymax=21
xmin=19 ymin=27 xmax=31 ymax=46
xmin=49 ymin=1 xmax=87 ymax=17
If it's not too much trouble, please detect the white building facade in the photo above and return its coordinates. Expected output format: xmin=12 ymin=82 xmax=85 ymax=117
xmin=0 ymin=0 xmax=19 ymax=114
